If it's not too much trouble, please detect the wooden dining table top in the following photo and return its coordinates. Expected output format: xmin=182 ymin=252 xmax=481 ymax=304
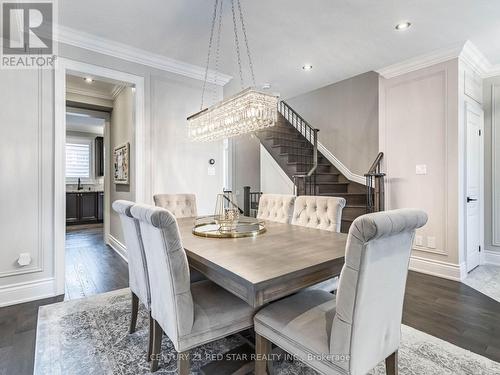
xmin=177 ymin=217 xmax=347 ymax=308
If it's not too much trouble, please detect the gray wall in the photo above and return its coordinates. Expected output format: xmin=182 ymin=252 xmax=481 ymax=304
xmin=484 ymin=76 xmax=500 ymax=253
xmin=379 ymin=59 xmax=461 ymax=267
xmin=287 ymin=71 xmax=379 ymax=176
xmin=109 ymin=88 xmax=135 ymax=244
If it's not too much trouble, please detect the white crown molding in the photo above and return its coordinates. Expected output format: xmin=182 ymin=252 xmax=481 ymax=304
xmin=66 ymin=85 xmax=114 ymax=101
xmin=377 ymin=42 xmax=465 ymax=79
xmin=111 ymin=84 xmax=126 ymax=99
xmin=317 ymin=142 xmax=366 ymax=185
xmin=56 ymin=25 xmax=232 ymax=86
xmin=378 ymin=40 xmax=500 ymax=79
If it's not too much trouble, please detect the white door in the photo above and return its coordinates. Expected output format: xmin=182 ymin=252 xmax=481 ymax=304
xmin=465 ymin=102 xmax=483 ymax=272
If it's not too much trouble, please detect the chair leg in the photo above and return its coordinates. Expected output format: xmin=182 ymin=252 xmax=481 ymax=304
xmin=147 ymin=312 xmax=153 ymax=362
xmin=177 ymin=351 xmax=190 ymax=375
xmin=385 ymin=350 xmax=398 ymax=375
xmin=129 ymin=292 xmax=139 ymax=334
xmin=255 ymin=333 xmax=272 ymax=375
xmin=150 ymin=319 xmax=163 ymax=372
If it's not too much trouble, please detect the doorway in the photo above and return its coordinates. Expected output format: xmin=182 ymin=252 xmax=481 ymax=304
xmin=54 ymin=58 xmax=147 ymax=296
xmin=465 ymin=100 xmax=484 ymax=273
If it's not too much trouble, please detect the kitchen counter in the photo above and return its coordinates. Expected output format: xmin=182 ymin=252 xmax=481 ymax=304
xmin=66 ymin=189 xmax=104 ymax=193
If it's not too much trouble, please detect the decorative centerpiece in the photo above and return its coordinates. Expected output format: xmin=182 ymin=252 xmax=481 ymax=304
xmin=214 ymin=192 xmax=240 ymax=232
xmin=192 ymin=191 xmax=266 ymax=239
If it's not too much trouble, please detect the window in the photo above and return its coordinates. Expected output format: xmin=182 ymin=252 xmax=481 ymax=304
xmin=66 ymin=140 xmax=91 ymax=180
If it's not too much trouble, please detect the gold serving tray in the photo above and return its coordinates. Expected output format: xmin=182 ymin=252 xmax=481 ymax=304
xmin=192 ymin=215 xmax=266 ymax=238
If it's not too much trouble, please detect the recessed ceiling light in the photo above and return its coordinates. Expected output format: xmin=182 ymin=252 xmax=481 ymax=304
xmin=83 ymin=77 xmax=94 ymax=83
xmin=262 ymin=83 xmax=271 ymax=90
xmin=302 ymin=64 xmax=313 ymax=71
xmin=395 ymin=21 xmax=411 ymax=30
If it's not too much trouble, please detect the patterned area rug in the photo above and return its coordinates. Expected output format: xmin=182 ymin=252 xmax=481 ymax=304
xmin=35 ymin=288 xmax=500 ymax=375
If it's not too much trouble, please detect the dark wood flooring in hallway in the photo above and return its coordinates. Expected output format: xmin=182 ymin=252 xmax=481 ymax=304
xmin=0 ymin=225 xmax=499 ymax=374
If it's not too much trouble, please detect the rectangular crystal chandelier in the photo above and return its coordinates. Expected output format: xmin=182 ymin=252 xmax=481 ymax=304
xmin=187 ymin=88 xmax=279 ymax=142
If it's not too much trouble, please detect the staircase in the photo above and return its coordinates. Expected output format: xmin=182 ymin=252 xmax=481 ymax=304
xmin=255 ymin=101 xmax=381 ymax=233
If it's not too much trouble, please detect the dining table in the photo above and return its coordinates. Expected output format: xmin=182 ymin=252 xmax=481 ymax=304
xmin=177 ymin=217 xmax=347 ymax=308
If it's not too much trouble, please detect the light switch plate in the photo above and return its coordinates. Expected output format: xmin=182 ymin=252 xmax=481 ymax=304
xmin=416 ymin=164 xmax=427 ymax=175
xmin=427 ymin=236 xmax=436 ymax=249
xmin=207 ymin=166 xmax=216 ymax=176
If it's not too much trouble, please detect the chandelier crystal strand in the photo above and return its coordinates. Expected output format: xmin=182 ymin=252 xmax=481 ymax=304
xmin=231 ymin=0 xmax=245 ymax=88
xmin=212 ymin=0 xmax=224 ymax=105
xmin=187 ymin=0 xmax=279 ymax=142
xmin=237 ymin=0 xmax=256 ymax=86
xmin=200 ymin=0 xmax=219 ymax=110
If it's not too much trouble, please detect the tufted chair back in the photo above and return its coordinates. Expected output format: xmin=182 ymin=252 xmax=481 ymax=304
xmin=130 ymin=204 xmax=194 ymax=348
xmin=112 ymin=200 xmax=150 ymax=309
xmin=256 ymin=194 xmax=296 ymax=223
xmin=153 ymin=194 xmax=198 ymax=218
xmin=291 ymin=196 xmax=346 ymax=232
xmin=331 ymin=209 xmax=427 ymax=375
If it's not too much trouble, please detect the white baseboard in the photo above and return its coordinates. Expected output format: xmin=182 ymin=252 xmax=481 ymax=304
xmin=0 ymin=278 xmax=57 ymax=308
xmin=483 ymin=250 xmax=500 ymax=266
xmin=409 ymin=256 xmax=466 ymax=281
xmin=317 ymin=142 xmax=366 ymax=185
xmin=107 ymin=234 xmax=128 ymax=263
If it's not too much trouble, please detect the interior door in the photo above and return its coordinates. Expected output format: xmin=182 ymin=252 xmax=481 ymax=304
xmin=465 ymin=102 xmax=483 ymax=272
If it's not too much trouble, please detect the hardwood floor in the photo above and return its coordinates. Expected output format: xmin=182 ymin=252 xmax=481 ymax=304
xmin=0 ymin=224 xmax=128 ymax=375
xmin=65 ymin=224 xmax=128 ymax=300
xmin=0 ymin=225 xmax=499 ymax=374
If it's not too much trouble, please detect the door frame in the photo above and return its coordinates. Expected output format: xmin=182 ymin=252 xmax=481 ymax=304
xmin=464 ymin=99 xmax=485 ymax=271
xmin=54 ymin=58 xmax=147 ymax=295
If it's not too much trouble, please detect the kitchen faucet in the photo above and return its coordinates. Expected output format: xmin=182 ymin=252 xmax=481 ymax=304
xmin=77 ymin=178 xmax=83 ymax=190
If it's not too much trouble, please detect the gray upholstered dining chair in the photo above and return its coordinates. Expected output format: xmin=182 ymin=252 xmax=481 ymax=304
xmin=256 ymin=194 xmax=296 ymax=223
xmin=112 ymin=200 xmax=153 ymax=360
xmin=292 ymin=195 xmax=346 ymax=293
xmin=254 ymin=209 xmax=428 ymax=375
xmin=130 ymin=204 xmax=255 ymax=373
xmin=153 ymin=193 xmax=197 ymax=218
xmin=153 ymin=193 xmax=205 ymax=282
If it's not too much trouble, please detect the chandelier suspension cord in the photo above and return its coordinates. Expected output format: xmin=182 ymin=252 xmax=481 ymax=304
xmin=212 ymin=0 xmax=224 ymax=104
xmin=231 ymin=0 xmax=245 ymax=88
xmin=201 ymin=0 xmax=219 ymax=110
xmin=237 ymin=0 xmax=255 ymax=87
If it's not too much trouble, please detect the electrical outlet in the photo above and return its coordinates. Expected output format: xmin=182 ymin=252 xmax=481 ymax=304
xmin=427 ymin=236 xmax=436 ymax=249
xmin=415 ymin=235 xmax=423 ymax=246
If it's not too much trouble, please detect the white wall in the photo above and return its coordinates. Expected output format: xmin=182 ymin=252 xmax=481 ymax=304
xmin=287 ymin=71 xmax=379 ymax=176
xmin=484 ymin=76 xmax=500 ymax=261
xmin=109 ymin=87 xmax=135 ymax=244
xmin=0 ymin=69 xmax=55 ymax=304
xmin=0 ymin=42 xmax=225 ymax=306
xmin=151 ymin=75 xmax=223 ymax=215
xmin=379 ymin=59 xmax=463 ymax=279
xmin=260 ymin=145 xmax=294 ymax=195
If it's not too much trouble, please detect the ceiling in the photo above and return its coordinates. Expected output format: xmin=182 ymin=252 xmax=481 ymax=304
xmin=59 ymin=0 xmax=500 ymax=98
xmin=66 ymin=74 xmax=123 ymax=100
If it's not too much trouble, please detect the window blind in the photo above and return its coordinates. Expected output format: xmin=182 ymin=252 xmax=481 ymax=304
xmin=66 ymin=142 xmax=90 ymax=178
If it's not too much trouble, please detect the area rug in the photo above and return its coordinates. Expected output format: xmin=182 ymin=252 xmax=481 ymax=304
xmin=34 ymin=288 xmax=500 ymax=375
